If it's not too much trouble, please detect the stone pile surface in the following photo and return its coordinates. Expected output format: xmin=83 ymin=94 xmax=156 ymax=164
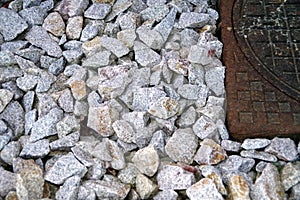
xmin=0 ymin=0 xmax=299 ymax=199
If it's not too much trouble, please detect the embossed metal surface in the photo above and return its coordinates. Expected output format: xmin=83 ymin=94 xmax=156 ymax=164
xmin=220 ymin=0 xmax=300 ymax=140
xmin=233 ymin=0 xmax=300 ymax=101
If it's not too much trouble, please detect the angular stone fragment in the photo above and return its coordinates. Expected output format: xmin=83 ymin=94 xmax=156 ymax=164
xmin=251 ymin=163 xmax=284 ymax=200
xmin=218 ymin=155 xmax=256 ymax=173
xmin=137 ymin=27 xmax=164 ymax=50
xmin=132 ymin=87 xmax=166 ymax=111
xmin=193 ymin=115 xmax=218 ymax=140
xmin=66 ymin=16 xmax=83 ymax=40
xmin=98 ymin=64 xmax=132 ymax=100
xmin=178 ymin=84 xmax=208 ymax=100
xmin=57 ymin=0 xmax=89 ymax=18
xmin=70 ymin=80 xmax=87 ymax=100
xmin=165 ymin=128 xmax=198 ymax=164
xmin=116 ymin=11 xmax=138 ymax=30
xmin=16 ymin=74 xmax=39 ymax=92
xmin=141 ymin=4 xmax=169 ymax=22
xmin=241 ymin=150 xmax=278 ymax=162
xmin=22 ymin=91 xmax=35 ymax=113
xmin=50 ymin=131 xmax=80 ymax=150
xmin=117 ymin=29 xmax=136 ymax=48
xmin=148 ymin=97 xmax=179 ymax=119
xmin=134 ymin=41 xmax=161 ymax=67
xmin=205 ymin=66 xmax=226 ymax=96
xmin=153 ymin=190 xmax=178 ymax=200
xmin=83 ymin=179 xmax=130 ymax=199
xmin=157 ymin=164 xmax=196 ymax=190
xmin=45 ymin=153 xmax=87 ymax=185
xmin=82 ymin=51 xmax=111 ymax=68
xmin=0 ymin=168 xmax=16 ymax=197
xmin=20 ymin=139 xmax=50 ymax=158
xmin=43 ymin=12 xmax=65 ymax=37
xmin=25 ymin=26 xmax=62 ymax=57
xmin=19 ymin=5 xmax=48 ymax=26
xmin=58 ymin=88 xmax=74 ymax=113
xmin=154 ymin=7 xmax=177 ymax=42
xmin=132 ymin=145 xmax=159 ymax=177
xmin=0 ymin=141 xmax=20 ymax=165
xmin=55 ymin=175 xmax=81 ymax=200
xmin=117 ymin=163 xmax=139 ymax=185
xmin=227 ymin=175 xmax=251 ymax=200
xmin=136 ymin=173 xmax=158 ymax=199
xmin=265 ymin=137 xmax=298 ymax=162
xmin=0 ymin=89 xmax=14 ymax=113
xmin=49 ymin=57 xmax=65 ymax=75
xmin=179 ymin=12 xmax=210 ymax=28
xmin=200 ymin=165 xmax=227 ymax=195
xmin=194 ymin=139 xmax=227 ymax=165
xmin=71 ymin=146 xmax=94 ymax=167
xmin=186 ymin=178 xmax=224 ymax=200
xmin=85 ymin=3 xmax=111 ymax=19
xmin=30 ymin=107 xmax=63 ymax=142
xmin=100 ymin=35 xmax=129 ymax=57
xmin=221 ymin=140 xmax=242 ymax=152
xmin=0 ymin=101 xmax=24 ymax=137
xmin=56 ymin=115 xmax=80 ymax=138
xmin=0 ymin=51 xmax=17 ymax=66
xmin=87 ymin=103 xmax=118 ymax=137
xmin=112 ymin=120 xmax=135 ymax=143
xmin=0 ymin=67 xmax=23 ymax=83
xmin=188 ymin=45 xmax=211 ymax=65
xmin=0 ymin=8 xmax=28 ymax=41
xmin=13 ymin=158 xmax=44 ymax=200
xmin=241 ymin=138 xmax=271 ymax=150
xmin=105 ymin=0 xmax=132 ymax=21
xmin=281 ymin=162 xmax=300 ymax=191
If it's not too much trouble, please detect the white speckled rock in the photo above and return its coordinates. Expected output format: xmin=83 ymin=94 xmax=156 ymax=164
xmin=132 ymin=145 xmax=159 ymax=177
xmin=186 ymin=178 xmax=224 ymax=200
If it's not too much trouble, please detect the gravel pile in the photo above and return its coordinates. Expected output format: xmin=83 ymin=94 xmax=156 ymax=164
xmin=0 ymin=0 xmax=299 ymax=199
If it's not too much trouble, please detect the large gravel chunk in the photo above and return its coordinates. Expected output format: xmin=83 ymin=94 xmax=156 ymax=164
xmin=281 ymin=162 xmax=300 ymax=191
xmin=0 ymin=141 xmax=20 ymax=165
xmin=218 ymin=155 xmax=255 ymax=173
xmin=112 ymin=120 xmax=136 ymax=143
xmin=100 ymin=35 xmax=129 ymax=57
xmin=186 ymin=178 xmax=224 ymax=200
xmin=13 ymin=158 xmax=44 ymax=200
xmin=132 ymin=145 xmax=159 ymax=177
xmin=25 ymin=26 xmax=62 ymax=57
xmin=165 ymin=128 xmax=198 ymax=164
xmin=84 ymin=3 xmax=111 ymax=19
xmin=157 ymin=164 xmax=196 ymax=190
xmin=153 ymin=190 xmax=178 ymax=200
xmin=82 ymin=51 xmax=111 ymax=68
xmin=227 ymin=175 xmax=251 ymax=200
xmin=241 ymin=138 xmax=271 ymax=150
xmin=19 ymin=5 xmax=48 ymax=26
xmin=265 ymin=137 xmax=298 ymax=161
xmin=0 ymin=51 xmax=17 ymax=66
xmin=20 ymin=139 xmax=50 ymax=158
xmin=192 ymin=115 xmax=218 ymax=140
xmin=45 ymin=152 xmax=87 ymax=185
xmin=87 ymin=103 xmax=119 ymax=137
xmin=132 ymin=87 xmax=166 ymax=111
xmin=205 ymin=66 xmax=226 ymax=96
xmin=137 ymin=27 xmax=164 ymax=50
xmin=0 ymin=8 xmax=28 ymax=41
xmin=148 ymin=97 xmax=179 ymax=119
xmin=241 ymin=150 xmax=278 ymax=162
xmin=134 ymin=41 xmax=161 ymax=67
xmin=0 ymin=101 xmax=24 ymax=137
xmin=83 ymin=179 xmax=130 ymax=200
xmin=43 ymin=12 xmax=65 ymax=37
xmin=66 ymin=16 xmax=83 ymax=40
xmin=0 ymin=168 xmax=17 ymax=197
xmin=55 ymin=176 xmax=81 ymax=200
xmin=194 ymin=138 xmax=227 ymax=165
xmin=154 ymin=7 xmax=177 ymax=42
xmin=136 ymin=173 xmax=158 ymax=199
xmin=30 ymin=107 xmax=63 ymax=142
xmin=178 ymin=12 xmax=210 ymax=28
xmin=251 ymin=163 xmax=284 ymax=200
xmin=0 ymin=89 xmax=14 ymax=113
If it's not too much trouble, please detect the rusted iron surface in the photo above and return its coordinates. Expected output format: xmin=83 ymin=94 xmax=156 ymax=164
xmin=221 ymin=0 xmax=300 ymax=140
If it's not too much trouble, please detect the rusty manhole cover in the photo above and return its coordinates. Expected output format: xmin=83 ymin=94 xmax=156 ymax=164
xmin=221 ymin=0 xmax=300 ymax=140
xmin=233 ymin=0 xmax=300 ymax=100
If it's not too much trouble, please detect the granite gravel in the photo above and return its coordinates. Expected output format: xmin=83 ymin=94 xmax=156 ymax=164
xmin=0 ymin=0 xmax=299 ymax=199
